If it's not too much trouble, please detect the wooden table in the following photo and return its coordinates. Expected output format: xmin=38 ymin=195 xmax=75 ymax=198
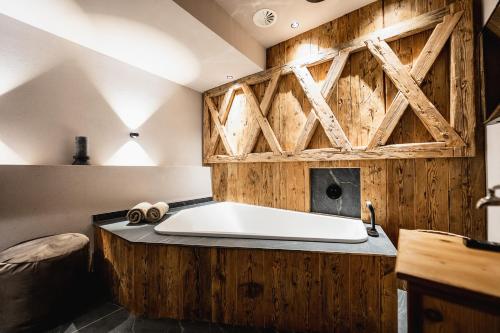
xmin=396 ymin=229 xmax=500 ymax=333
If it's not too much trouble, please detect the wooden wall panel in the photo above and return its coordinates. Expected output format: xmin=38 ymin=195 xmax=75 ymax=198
xmin=209 ymin=0 xmax=485 ymax=245
xmin=94 ymin=228 xmax=396 ymax=333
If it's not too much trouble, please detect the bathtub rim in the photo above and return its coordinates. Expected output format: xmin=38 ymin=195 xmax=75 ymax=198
xmin=154 ymin=201 xmax=369 ymax=244
xmin=93 ymin=200 xmax=397 ymax=257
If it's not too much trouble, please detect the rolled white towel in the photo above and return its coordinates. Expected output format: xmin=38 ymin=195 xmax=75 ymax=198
xmin=146 ymin=202 xmax=169 ymax=223
xmin=126 ymin=202 xmax=152 ymax=224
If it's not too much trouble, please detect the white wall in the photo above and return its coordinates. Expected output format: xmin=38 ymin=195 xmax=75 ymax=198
xmin=482 ymin=0 xmax=499 ymax=241
xmin=0 ymin=166 xmax=211 ymax=251
xmin=481 ymin=0 xmax=498 ymax=26
xmin=0 ymin=14 xmax=203 ymax=166
xmin=487 ymin=123 xmax=500 ymax=242
xmin=0 ymin=14 xmax=211 ymax=250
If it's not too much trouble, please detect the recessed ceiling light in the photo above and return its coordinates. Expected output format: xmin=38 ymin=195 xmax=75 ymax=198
xmin=226 ymin=75 xmax=233 ymax=80
xmin=291 ymin=21 xmax=300 ymax=29
xmin=306 ymin=0 xmax=325 ymax=2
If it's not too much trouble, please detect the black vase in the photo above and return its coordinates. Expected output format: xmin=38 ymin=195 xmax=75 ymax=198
xmin=72 ymin=136 xmax=90 ymax=165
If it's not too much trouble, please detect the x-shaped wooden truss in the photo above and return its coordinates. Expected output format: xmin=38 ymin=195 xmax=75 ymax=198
xmin=204 ymin=5 xmax=466 ymax=163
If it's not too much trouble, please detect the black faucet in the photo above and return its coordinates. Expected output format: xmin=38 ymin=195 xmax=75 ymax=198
xmin=366 ymin=201 xmax=379 ymax=237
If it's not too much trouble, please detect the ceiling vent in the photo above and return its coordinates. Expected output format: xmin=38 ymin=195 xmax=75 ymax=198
xmin=253 ymin=9 xmax=277 ymax=28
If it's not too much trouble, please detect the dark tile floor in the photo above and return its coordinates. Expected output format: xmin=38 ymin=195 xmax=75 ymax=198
xmin=46 ymin=290 xmax=408 ymax=333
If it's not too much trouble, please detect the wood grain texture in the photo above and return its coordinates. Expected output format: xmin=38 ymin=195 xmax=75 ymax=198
xmin=94 ymin=227 xmax=397 ymax=333
xmin=397 ymin=230 xmax=500 ymax=332
xmin=293 ymin=66 xmax=352 ymax=150
xmin=366 ymin=11 xmax=463 ymax=149
xmin=448 ymin=0 xmax=476 ymax=156
xmin=420 ymin=295 xmax=500 ymax=333
xmin=208 ymin=88 xmax=236 ymax=152
xmin=202 ymin=2 xmax=473 ymax=162
xmin=205 ymin=96 xmax=235 ymax=156
xmin=365 ymin=38 xmax=464 ymax=146
xmin=241 ymin=83 xmax=283 ymax=155
xmin=204 ymin=5 xmax=452 ymax=99
xmin=396 ymin=229 xmax=500 ymax=300
xmin=294 ymin=51 xmax=351 ymax=153
xmin=242 ymin=72 xmax=281 ymax=155
xmin=206 ymin=0 xmax=485 ymax=246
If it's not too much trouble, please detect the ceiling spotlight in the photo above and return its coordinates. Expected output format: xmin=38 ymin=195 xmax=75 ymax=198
xmin=306 ymin=0 xmax=325 ymax=2
xmin=226 ymin=75 xmax=234 ymax=80
xmin=291 ymin=21 xmax=300 ymax=29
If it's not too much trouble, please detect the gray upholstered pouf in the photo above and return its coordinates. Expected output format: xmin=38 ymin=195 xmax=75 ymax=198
xmin=0 ymin=233 xmax=89 ymax=333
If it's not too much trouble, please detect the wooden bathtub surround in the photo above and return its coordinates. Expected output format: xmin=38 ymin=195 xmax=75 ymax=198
xmin=94 ymin=227 xmax=397 ymax=332
xmin=202 ymin=2 xmax=474 ymax=163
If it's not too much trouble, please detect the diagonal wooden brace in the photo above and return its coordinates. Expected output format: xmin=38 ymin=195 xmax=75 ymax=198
xmin=241 ymin=83 xmax=283 ymax=155
xmin=209 ymin=88 xmax=236 ymax=150
xmin=293 ymin=66 xmax=352 ymax=151
xmin=365 ymin=38 xmax=464 ymax=147
xmin=294 ymin=50 xmax=351 ymax=153
xmin=241 ymin=71 xmax=281 ymax=155
xmin=366 ymin=11 xmax=464 ymax=150
xmin=205 ymin=96 xmax=235 ymax=156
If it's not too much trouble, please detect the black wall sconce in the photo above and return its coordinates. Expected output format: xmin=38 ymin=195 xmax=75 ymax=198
xmin=129 ymin=132 xmax=139 ymax=139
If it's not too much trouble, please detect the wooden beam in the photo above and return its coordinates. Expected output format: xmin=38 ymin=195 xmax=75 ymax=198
xmin=204 ymin=5 xmax=451 ymax=98
xmin=449 ymin=0 xmax=476 ymax=156
xmin=294 ymin=112 xmax=320 ymax=154
xmin=365 ymin=38 xmax=465 ymax=147
xmin=209 ymin=87 xmax=236 ymax=151
xmin=260 ymin=71 xmax=281 ymax=115
xmin=202 ymin=93 xmax=211 ymax=164
xmin=294 ymin=50 xmax=351 ymax=153
xmin=293 ymin=66 xmax=352 ymax=150
xmin=329 ymin=5 xmax=450 ymax=58
xmin=366 ymin=11 xmax=463 ymax=150
xmin=321 ymin=49 xmax=351 ymax=100
xmin=374 ymin=142 xmax=447 ymax=152
xmin=207 ymin=144 xmax=456 ymax=163
xmin=205 ymin=96 xmax=235 ymax=156
xmin=241 ymin=83 xmax=283 ymax=155
xmin=242 ymin=72 xmax=281 ymax=154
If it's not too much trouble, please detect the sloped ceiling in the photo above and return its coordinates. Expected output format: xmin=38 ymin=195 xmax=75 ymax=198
xmin=0 ymin=0 xmax=264 ymax=91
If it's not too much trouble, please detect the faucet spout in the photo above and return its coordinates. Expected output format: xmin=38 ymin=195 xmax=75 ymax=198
xmin=366 ymin=201 xmax=379 ymax=237
xmin=476 ymin=185 xmax=500 ymax=209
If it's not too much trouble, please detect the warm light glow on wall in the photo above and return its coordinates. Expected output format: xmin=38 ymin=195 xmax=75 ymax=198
xmin=293 ymin=43 xmax=314 ymax=62
xmin=224 ymin=93 xmax=248 ymax=154
xmin=0 ymin=15 xmax=66 ymax=96
xmin=0 ymin=0 xmax=200 ymax=86
xmin=104 ymin=140 xmax=155 ymax=166
xmin=0 ymin=55 xmax=60 ymax=96
xmin=90 ymin=15 xmax=200 ymax=86
xmin=0 ymin=140 xmax=25 ymax=165
xmin=80 ymin=53 xmax=178 ymax=130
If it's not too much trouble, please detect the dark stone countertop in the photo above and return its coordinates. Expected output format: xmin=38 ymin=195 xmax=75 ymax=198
xmin=93 ymin=201 xmax=396 ymax=257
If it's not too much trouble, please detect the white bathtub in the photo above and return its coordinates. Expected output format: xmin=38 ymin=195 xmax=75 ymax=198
xmin=154 ymin=202 xmax=368 ymax=243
